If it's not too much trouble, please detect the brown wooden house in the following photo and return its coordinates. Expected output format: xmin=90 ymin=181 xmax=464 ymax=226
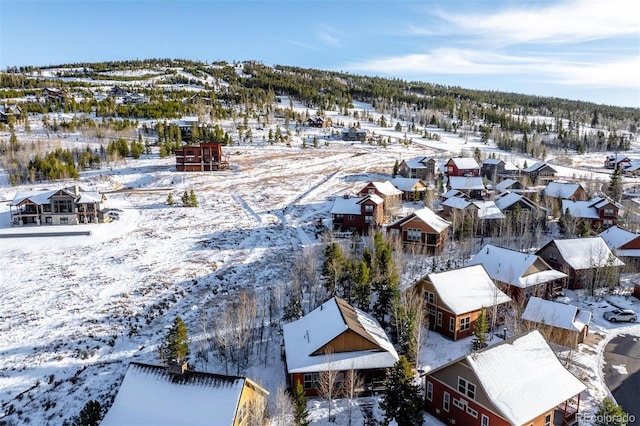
xmin=282 ymin=297 xmax=399 ymax=396
xmin=386 ymin=207 xmax=451 ymax=254
xmin=599 ymin=225 xmax=640 ymax=270
xmin=398 ymin=156 xmax=436 ymax=180
xmin=414 ymin=265 xmax=511 ymax=341
xmin=424 ymin=330 xmax=586 ymax=426
xmin=330 ymin=194 xmax=384 ymax=235
xmin=174 ymin=142 xmax=229 ymax=171
xmin=536 ymin=237 xmax=624 ymax=290
xmin=543 ymin=181 xmax=588 ymax=202
xmin=523 ymin=162 xmax=556 ymax=184
xmin=522 ymin=297 xmax=591 ymax=349
xmin=357 ymin=181 xmax=403 ymax=214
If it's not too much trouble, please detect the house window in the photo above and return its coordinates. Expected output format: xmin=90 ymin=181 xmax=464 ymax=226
xmin=453 ymin=398 xmax=466 ymax=409
xmin=365 ymin=205 xmax=373 ymax=212
xmin=365 ymin=216 xmax=373 ymax=223
xmin=482 ymin=414 xmax=489 ymax=426
xmin=426 ymin=381 xmax=433 ymax=401
xmin=437 ymin=312 xmax=442 ymax=327
xmin=603 ymin=219 xmax=614 ymax=228
xmin=458 ymin=377 xmax=476 ymax=399
xmin=425 ymin=291 xmax=435 ymax=304
xmin=303 ymin=373 xmax=319 ymax=390
xmin=53 ymin=199 xmax=73 ymax=214
xmin=460 ymin=317 xmax=471 ymax=331
xmin=549 ymin=252 xmax=558 ymax=262
xmin=544 ymin=413 xmax=551 ymax=426
xmin=407 ymin=228 xmax=421 ymax=241
xmin=45 ymin=217 xmax=52 ymax=224
xmin=467 ymin=406 xmax=478 ymax=418
xmin=604 ymin=208 xmax=614 ymax=216
xmin=449 ymin=317 xmax=455 ymax=332
xmin=368 ymin=189 xmax=375 ymax=194
xmin=443 ymin=392 xmax=450 ymax=412
xmin=348 ymin=215 xmax=354 ymax=221
xmin=335 ymin=214 xmax=343 ymax=219
xmin=60 ymin=217 xmax=69 ymax=224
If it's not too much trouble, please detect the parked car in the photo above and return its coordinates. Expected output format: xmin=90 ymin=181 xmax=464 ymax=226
xmin=603 ymin=309 xmax=637 ymax=322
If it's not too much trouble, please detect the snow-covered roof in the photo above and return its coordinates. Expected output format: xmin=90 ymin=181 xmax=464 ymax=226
xmin=390 ymin=177 xmax=425 ymax=192
xmin=441 ymin=189 xmax=465 ymax=199
xmin=101 ymin=363 xmax=255 ymax=426
xmin=544 ymin=181 xmax=582 ymax=199
xmin=11 ymin=187 xmax=102 ymax=206
xmin=495 ymin=179 xmax=517 ymax=192
xmin=364 ymin=181 xmax=403 ymax=197
xmin=522 ymin=297 xmax=591 ymax=332
xmin=472 ymin=201 xmax=505 ymax=220
xmin=494 ymin=191 xmax=524 ymax=210
xmin=504 ymin=161 xmax=519 ymax=171
xmin=448 ymin=176 xmax=485 ymax=190
xmin=482 ymin=158 xmax=503 ymax=165
xmin=330 ymin=194 xmax=381 ymax=214
xmin=464 ymin=330 xmax=586 ymax=425
xmin=389 ymin=207 xmax=451 ymax=233
xmin=442 ymin=196 xmax=472 ymax=209
xmin=561 ymin=199 xmax=600 ymax=219
xmin=549 ymin=237 xmax=624 ymax=269
xmin=403 ymin=156 xmax=433 ymax=169
xmin=467 ymin=244 xmax=567 ymax=288
xmin=449 ymin=157 xmax=480 ymax=170
xmin=599 ymin=226 xmax=640 ymax=249
xmin=523 ymin=161 xmax=555 ymax=173
xmin=282 ymin=297 xmax=399 ymax=373
xmin=426 ymin=265 xmax=511 ymax=314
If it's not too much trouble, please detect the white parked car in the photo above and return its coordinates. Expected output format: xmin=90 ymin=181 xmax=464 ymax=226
xmin=603 ymin=309 xmax=637 ymax=323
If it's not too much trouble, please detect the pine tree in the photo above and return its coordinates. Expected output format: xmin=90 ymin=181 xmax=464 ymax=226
xmin=594 ymin=397 xmax=628 ymax=426
xmin=380 ymin=356 xmax=423 ymax=426
xmin=292 ymin=381 xmax=310 ymax=426
xmin=607 ymin=167 xmax=623 ymax=203
xmin=74 ymin=400 xmax=102 ymax=426
xmin=167 ymin=193 xmax=174 ymax=206
xmin=182 ymin=190 xmax=190 ymax=207
xmin=471 ymin=308 xmax=489 ymax=350
xmin=164 ymin=316 xmax=190 ymax=363
xmin=189 ymin=189 xmax=198 ymax=207
xmin=392 ymin=159 xmax=399 ymax=176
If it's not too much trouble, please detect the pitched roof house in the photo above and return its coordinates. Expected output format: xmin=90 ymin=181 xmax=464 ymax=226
xmin=467 ymin=244 xmax=567 ymax=301
xmin=599 ymin=225 xmax=640 ymax=269
xmin=357 ymin=181 xmax=403 ymax=213
xmin=330 ymin=194 xmax=384 ymax=235
xmin=523 ymin=162 xmax=556 ymax=183
xmin=424 ymin=330 xmax=586 ymax=426
xmin=536 ymin=237 xmax=624 ymax=290
xmin=282 ymin=297 xmax=399 ymax=396
xmin=386 ymin=207 xmax=451 ymax=254
xmin=522 ymin=297 xmax=592 ymax=348
xmin=561 ymin=196 xmax=620 ymax=230
xmin=398 ymin=156 xmax=436 ymax=179
xmin=447 ymin=176 xmax=485 ymax=199
xmin=543 ymin=181 xmax=588 ymax=201
xmin=415 ymin=265 xmax=512 ymax=340
xmin=101 ymin=362 xmax=269 ymax=426
xmin=445 ymin=157 xmax=481 ymax=177
xmin=481 ymin=158 xmax=519 ymax=181
xmin=390 ymin=177 xmax=428 ymax=201
xmin=0 ymin=104 xmax=22 ymax=123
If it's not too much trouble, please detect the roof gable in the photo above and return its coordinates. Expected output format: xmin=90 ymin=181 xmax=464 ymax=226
xmin=522 ymin=297 xmax=591 ymax=331
xmin=543 ymin=237 xmax=624 ymax=270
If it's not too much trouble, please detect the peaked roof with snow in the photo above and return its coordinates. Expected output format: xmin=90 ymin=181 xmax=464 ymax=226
xmin=448 ymin=157 xmax=480 ymax=170
xmin=544 ymin=181 xmax=583 ymax=199
xmin=494 ymin=192 xmax=531 ymax=210
xmin=495 ymin=179 xmax=517 ymax=192
xmin=101 ymin=363 xmax=264 ymax=426
xmin=522 ymin=297 xmax=591 ymax=332
xmin=463 ymin=330 xmax=586 ymax=425
xmin=472 ymin=201 xmax=506 ymax=220
xmin=523 ymin=161 xmax=556 ymax=173
xmin=330 ymin=194 xmax=383 ymax=215
xmin=388 ymin=207 xmax=451 ymax=233
xmin=403 ymin=156 xmax=434 ymax=168
xmin=442 ymin=196 xmax=473 ymax=209
xmin=599 ymin=226 xmax=640 ymax=249
xmin=282 ymin=297 xmax=399 ymax=373
xmin=441 ymin=189 xmax=466 ymax=199
xmin=448 ymin=176 xmax=485 ymax=190
xmin=467 ymin=244 xmax=566 ymax=288
xmin=12 ymin=187 xmax=102 ymax=206
xmin=543 ymin=237 xmax=624 ymax=270
xmin=426 ymin=265 xmax=511 ymax=314
xmin=390 ymin=177 xmax=426 ymax=192
xmin=363 ymin=181 xmax=403 ymax=197
xmin=561 ymin=199 xmax=600 ymax=219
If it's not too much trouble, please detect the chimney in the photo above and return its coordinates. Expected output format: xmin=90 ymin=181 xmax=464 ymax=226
xmin=167 ymin=360 xmax=188 ymax=375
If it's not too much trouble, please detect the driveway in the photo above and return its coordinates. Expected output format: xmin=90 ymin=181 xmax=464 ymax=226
xmin=603 ymin=333 xmax=640 ymax=421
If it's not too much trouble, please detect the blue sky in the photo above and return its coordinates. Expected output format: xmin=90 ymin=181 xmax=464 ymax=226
xmin=1 ymin=0 xmax=638 ymax=107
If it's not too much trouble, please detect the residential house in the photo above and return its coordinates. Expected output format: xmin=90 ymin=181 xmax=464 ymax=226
xmin=440 ymin=197 xmax=505 ymax=236
xmin=562 ymin=196 xmax=620 ymax=230
xmin=415 ymin=264 xmax=512 ymax=341
xmin=0 ymin=104 xmax=22 ymax=124
xmin=390 ymin=177 xmax=428 ymax=201
xmin=341 ymin=126 xmax=367 ymax=141
xmin=523 ymin=162 xmax=556 ymax=183
xmin=522 ymin=297 xmax=591 ymax=348
xmin=447 ymin=176 xmax=485 ymax=199
xmin=174 ymin=142 xmax=229 ymax=171
xmin=424 ymin=330 xmax=586 ymax=426
xmin=10 ymin=186 xmax=105 ymax=226
xmin=330 ymin=194 xmax=384 ymax=235
xmin=481 ymin=158 xmax=519 ymax=181
xmin=386 ymin=207 xmax=451 ymax=254
xmin=445 ymin=157 xmax=481 ymax=177
xmin=543 ymin=181 xmax=588 ymax=201
xmin=398 ymin=156 xmax=436 ymax=180
xmin=467 ymin=244 xmax=567 ymax=301
xmin=599 ymin=225 xmax=640 ymax=270
xmin=42 ymin=87 xmax=67 ymax=104
xmin=494 ymin=178 xmax=524 ymax=193
xmin=101 ymin=362 xmax=268 ymax=426
xmin=124 ymin=92 xmax=146 ymax=104
xmin=306 ymin=117 xmax=331 ymax=128
xmin=357 ymin=181 xmax=403 ymax=214
xmin=536 ymin=237 xmax=624 ymax=290
xmin=282 ymin=297 xmax=399 ymax=396
xmin=440 ymin=196 xmax=475 ymax=221
xmin=605 ymin=154 xmax=631 ymax=170
xmin=494 ymin=191 xmax=548 ymax=230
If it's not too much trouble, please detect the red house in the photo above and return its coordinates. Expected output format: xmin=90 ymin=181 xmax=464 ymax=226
xmin=357 ymin=181 xmax=403 ymax=214
xmin=174 ymin=142 xmax=229 ymax=171
xmin=330 ymin=194 xmax=384 ymax=235
xmin=561 ymin=196 xmax=621 ymax=230
xmin=445 ymin=157 xmax=480 ymax=177
xmin=425 ymin=330 xmax=586 ymax=426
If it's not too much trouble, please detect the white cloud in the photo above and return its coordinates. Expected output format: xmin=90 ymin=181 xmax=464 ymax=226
xmin=316 ymin=24 xmax=341 ymax=47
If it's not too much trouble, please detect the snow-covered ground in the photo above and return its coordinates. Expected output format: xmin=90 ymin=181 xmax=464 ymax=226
xmin=0 ymin=97 xmax=639 ymax=424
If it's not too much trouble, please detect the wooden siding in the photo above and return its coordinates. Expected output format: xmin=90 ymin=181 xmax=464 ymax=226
xmin=234 ymin=379 xmax=269 ymax=426
xmin=313 ymin=329 xmax=381 ymax=355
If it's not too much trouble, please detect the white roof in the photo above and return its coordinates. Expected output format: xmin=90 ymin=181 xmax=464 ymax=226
xmin=404 ymin=156 xmax=432 ymax=169
xmin=12 ymin=187 xmax=102 ymax=206
xmin=101 ymin=363 xmax=246 ymax=426
xmin=523 ymin=161 xmax=553 ymax=172
xmin=561 ymin=199 xmax=600 ymax=219
xmin=544 ymin=181 xmax=582 ymax=198
xmin=551 ymin=237 xmax=624 ymax=269
xmin=494 ymin=191 xmax=524 ymax=210
xmin=390 ymin=177 xmax=425 ymax=192
xmin=442 ymin=196 xmax=472 ymax=209
xmin=465 ymin=330 xmax=586 ymax=425
xmin=330 ymin=196 xmax=361 ymax=215
xmin=522 ymin=297 xmax=591 ymax=332
xmin=495 ymin=179 xmax=517 ymax=192
xmin=472 ymin=201 xmax=505 ymax=220
xmin=427 ymin=265 xmax=511 ymax=314
xmin=598 ymin=226 xmax=640 ymax=249
xmin=282 ymin=297 xmax=399 ymax=373
xmin=441 ymin=189 xmax=464 ymax=199
xmin=449 ymin=157 xmax=480 ymax=170
xmin=412 ymin=207 xmax=451 ymax=233
xmin=366 ymin=181 xmax=403 ymax=197
xmin=467 ymin=244 xmax=567 ymax=289
xmin=448 ymin=176 xmax=485 ymax=190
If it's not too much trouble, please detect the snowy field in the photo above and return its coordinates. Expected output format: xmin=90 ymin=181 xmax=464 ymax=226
xmin=0 ymin=98 xmax=639 ymax=424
